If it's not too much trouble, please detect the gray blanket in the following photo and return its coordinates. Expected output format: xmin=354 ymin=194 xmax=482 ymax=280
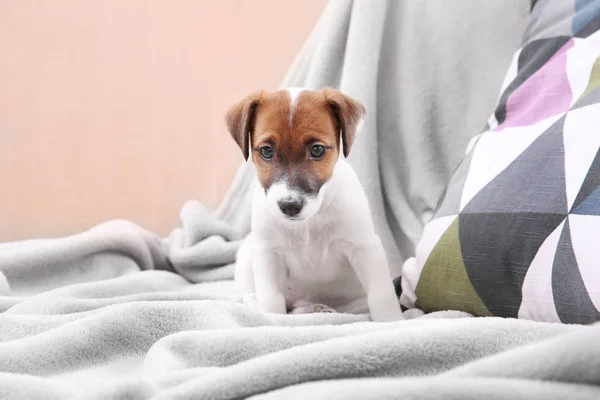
xmin=5 ymin=1 xmax=598 ymax=399
xmin=2 ymin=205 xmax=600 ymax=400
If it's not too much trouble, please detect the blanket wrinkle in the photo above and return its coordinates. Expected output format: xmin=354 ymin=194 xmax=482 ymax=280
xmin=5 ymin=1 xmax=596 ymax=400
xmin=250 ymin=377 xmax=600 ymax=400
xmin=167 ymin=201 xmax=243 ymax=283
xmin=443 ymin=320 xmax=600 ymax=384
xmin=141 ymin=316 xmax=471 ymax=377
xmin=0 ymin=220 xmax=167 ymax=297
xmin=144 ymin=317 xmax=583 ymax=400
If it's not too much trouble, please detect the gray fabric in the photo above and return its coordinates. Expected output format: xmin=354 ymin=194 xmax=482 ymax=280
xmin=0 ymin=201 xmax=241 ymax=300
xmin=3 ymin=1 xmax=587 ymax=399
xmin=2 ymin=267 xmax=600 ymax=400
xmin=216 ymin=0 xmax=530 ymax=276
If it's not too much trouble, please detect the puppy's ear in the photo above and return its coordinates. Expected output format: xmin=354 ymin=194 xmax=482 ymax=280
xmin=225 ymin=91 xmax=264 ymax=160
xmin=323 ymin=88 xmax=365 ymax=157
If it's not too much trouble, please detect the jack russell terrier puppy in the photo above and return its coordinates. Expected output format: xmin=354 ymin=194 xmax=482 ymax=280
xmin=226 ymin=88 xmax=403 ymax=322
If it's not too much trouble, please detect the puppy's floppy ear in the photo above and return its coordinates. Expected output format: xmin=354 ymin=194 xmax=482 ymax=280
xmin=225 ymin=91 xmax=264 ymax=160
xmin=323 ymin=88 xmax=365 ymax=157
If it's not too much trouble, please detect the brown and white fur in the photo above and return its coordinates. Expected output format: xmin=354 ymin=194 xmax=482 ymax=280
xmin=226 ymin=88 xmax=403 ymax=322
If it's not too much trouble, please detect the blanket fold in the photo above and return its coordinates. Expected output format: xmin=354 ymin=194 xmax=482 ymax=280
xmin=4 ymin=1 xmax=594 ymax=400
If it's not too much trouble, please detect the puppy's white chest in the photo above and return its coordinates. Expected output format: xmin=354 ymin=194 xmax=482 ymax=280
xmin=273 ymin=226 xmax=364 ymax=307
xmin=280 ymin=230 xmax=343 ymax=278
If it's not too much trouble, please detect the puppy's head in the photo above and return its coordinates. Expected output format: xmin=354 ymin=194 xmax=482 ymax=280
xmin=226 ymin=88 xmax=364 ymax=221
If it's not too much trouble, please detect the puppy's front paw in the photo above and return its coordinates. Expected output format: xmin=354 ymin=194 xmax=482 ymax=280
xmin=256 ymin=293 xmax=288 ymax=314
xmin=369 ymin=303 xmax=404 ymax=322
xmin=371 ymin=310 xmax=404 ymax=322
xmin=242 ymin=293 xmax=258 ymax=309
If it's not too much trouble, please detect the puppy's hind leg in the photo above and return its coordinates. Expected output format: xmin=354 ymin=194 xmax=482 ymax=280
xmin=235 ymin=238 xmax=257 ymax=309
xmin=289 ymin=300 xmax=337 ymax=315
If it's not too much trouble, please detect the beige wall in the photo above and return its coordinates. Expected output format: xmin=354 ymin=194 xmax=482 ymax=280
xmin=0 ymin=0 xmax=325 ymax=241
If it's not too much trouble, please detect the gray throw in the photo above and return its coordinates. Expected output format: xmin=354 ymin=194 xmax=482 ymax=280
xmin=6 ymin=1 xmax=597 ymax=400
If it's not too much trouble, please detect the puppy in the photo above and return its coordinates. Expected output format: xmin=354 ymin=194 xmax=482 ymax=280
xmin=226 ymin=88 xmax=403 ymax=322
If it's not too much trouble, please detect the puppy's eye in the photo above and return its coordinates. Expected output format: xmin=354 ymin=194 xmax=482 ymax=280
xmin=309 ymin=145 xmax=326 ymax=160
xmin=259 ymin=146 xmax=274 ymax=160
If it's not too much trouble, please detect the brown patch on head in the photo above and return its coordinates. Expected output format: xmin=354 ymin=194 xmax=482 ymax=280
xmin=225 ymin=88 xmax=365 ymax=195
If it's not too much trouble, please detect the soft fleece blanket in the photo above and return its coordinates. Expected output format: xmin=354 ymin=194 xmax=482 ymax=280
xmin=2 ymin=204 xmax=600 ymax=400
xmin=5 ymin=1 xmax=598 ymax=399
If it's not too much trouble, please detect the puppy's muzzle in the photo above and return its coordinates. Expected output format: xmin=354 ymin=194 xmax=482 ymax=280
xmin=278 ymin=198 xmax=304 ymax=217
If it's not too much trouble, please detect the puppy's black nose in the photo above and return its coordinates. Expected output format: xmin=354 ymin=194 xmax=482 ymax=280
xmin=278 ymin=199 xmax=303 ymax=217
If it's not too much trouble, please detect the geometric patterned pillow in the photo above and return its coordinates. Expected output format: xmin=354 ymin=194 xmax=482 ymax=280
xmin=400 ymin=0 xmax=600 ymax=324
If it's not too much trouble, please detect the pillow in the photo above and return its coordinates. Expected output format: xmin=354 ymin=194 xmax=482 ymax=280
xmin=400 ymin=0 xmax=600 ymax=324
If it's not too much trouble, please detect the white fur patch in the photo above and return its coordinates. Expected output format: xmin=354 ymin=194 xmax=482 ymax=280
xmin=286 ymin=87 xmax=305 ymax=127
xmin=265 ymin=180 xmax=323 ymax=221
